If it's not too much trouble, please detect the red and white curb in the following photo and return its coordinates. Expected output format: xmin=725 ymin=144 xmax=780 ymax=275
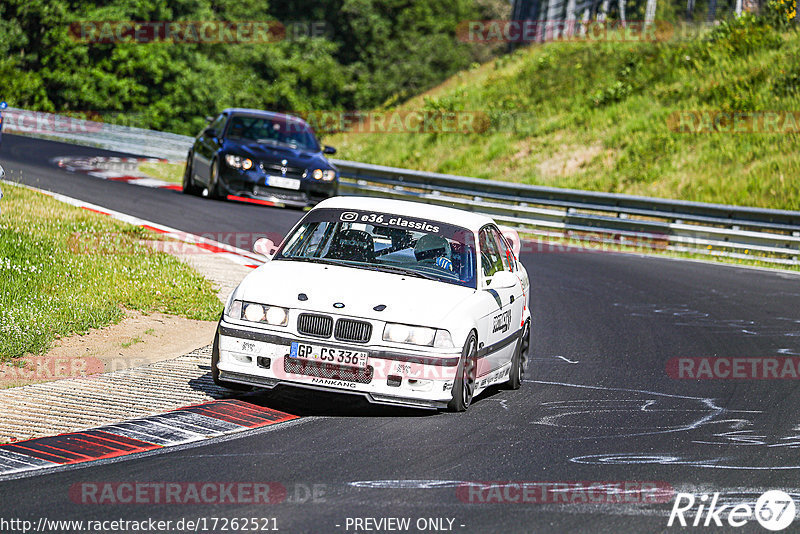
xmin=54 ymin=156 xmax=183 ymax=191
xmin=5 ymin=181 xmax=268 ymax=270
xmin=0 ymin=399 xmax=297 ymax=476
xmin=53 ymin=156 xmax=288 ymax=207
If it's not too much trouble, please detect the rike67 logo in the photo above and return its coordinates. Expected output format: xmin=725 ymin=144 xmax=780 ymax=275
xmin=668 ymin=490 xmax=796 ymax=531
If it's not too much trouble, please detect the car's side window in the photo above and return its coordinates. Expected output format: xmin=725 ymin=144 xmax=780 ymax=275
xmin=207 ymin=114 xmax=226 ymax=136
xmin=490 ymin=227 xmax=515 ymax=272
xmin=479 ymin=228 xmax=504 ymax=279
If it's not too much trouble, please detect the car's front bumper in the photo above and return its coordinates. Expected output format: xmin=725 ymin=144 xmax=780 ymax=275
xmin=218 ymin=167 xmax=337 ymax=207
xmin=216 ymin=319 xmax=462 ymax=410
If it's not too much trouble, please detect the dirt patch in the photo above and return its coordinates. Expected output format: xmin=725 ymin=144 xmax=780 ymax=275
xmin=537 ymin=142 xmax=605 ymax=178
xmin=1 ymin=311 xmax=216 ymax=388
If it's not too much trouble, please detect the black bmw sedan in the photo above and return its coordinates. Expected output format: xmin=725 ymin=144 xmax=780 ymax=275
xmin=183 ymin=108 xmax=338 ymax=207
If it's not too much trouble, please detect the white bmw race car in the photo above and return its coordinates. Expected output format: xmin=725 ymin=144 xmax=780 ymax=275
xmin=213 ymin=197 xmax=531 ymax=411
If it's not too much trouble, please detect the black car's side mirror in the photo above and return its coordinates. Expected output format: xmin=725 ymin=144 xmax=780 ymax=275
xmin=204 ymin=128 xmax=218 ymax=138
xmin=323 ymin=145 xmax=336 ymax=154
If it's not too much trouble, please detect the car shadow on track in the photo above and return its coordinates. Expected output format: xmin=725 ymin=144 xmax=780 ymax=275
xmin=188 ymin=370 xmax=506 ymax=418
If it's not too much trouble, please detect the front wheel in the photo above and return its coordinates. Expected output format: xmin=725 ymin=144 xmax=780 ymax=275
xmin=506 ymin=321 xmax=530 ymax=390
xmin=448 ymin=332 xmax=478 ymax=412
xmin=508 ymin=321 xmax=531 ymax=389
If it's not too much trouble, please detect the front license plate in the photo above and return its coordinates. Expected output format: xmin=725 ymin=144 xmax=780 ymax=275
xmin=264 ymin=176 xmax=301 ymax=190
xmin=289 ymin=342 xmax=368 ymax=368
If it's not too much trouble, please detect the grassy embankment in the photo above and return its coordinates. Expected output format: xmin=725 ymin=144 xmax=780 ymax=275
xmin=0 ymin=183 xmax=222 ymax=361
xmin=324 ymin=17 xmax=800 ymax=210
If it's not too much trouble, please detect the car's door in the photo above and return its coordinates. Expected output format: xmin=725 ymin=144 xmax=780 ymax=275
xmin=476 ymin=225 xmax=521 ymax=376
xmin=193 ymin=113 xmax=227 ymax=185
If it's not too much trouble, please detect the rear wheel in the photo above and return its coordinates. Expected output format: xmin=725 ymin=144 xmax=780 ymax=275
xmin=448 ymin=332 xmax=478 ymax=412
xmin=182 ymin=154 xmax=201 ymax=195
xmin=211 ymin=328 xmax=252 ymax=391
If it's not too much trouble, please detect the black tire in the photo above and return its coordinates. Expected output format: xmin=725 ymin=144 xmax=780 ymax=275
xmin=507 ymin=321 xmax=530 ymax=390
xmin=448 ymin=332 xmax=478 ymax=412
xmin=207 ymin=158 xmax=224 ymax=200
xmin=182 ymin=153 xmax=201 ymax=195
xmin=211 ymin=327 xmax=252 ymax=391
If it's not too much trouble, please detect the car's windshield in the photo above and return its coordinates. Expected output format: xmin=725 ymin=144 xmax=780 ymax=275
xmin=225 ymin=115 xmax=319 ymax=151
xmin=276 ymin=208 xmax=477 ymax=289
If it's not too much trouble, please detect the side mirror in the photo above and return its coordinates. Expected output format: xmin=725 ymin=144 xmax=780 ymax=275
xmin=253 ymin=238 xmax=278 ymax=259
xmin=323 ymin=145 xmax=336 ymax=154
xmin=487 ymin=271 xmax=518 ymax=290
xmin=203 ymin=128 xmax=218 ymax=139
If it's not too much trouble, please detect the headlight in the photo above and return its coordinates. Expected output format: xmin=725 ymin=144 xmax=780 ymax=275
xmin=232 ymin=300 xmax=289 ymax=326
xmin=383 ymin=323 xmax=453 ymax=347
xmin=311 ymin=169 xmax=324 ymax=180
xmin=322 ymin=170 xmax=336 ymax=181
xmin=225 ymin=155 xmax=253 ymax=170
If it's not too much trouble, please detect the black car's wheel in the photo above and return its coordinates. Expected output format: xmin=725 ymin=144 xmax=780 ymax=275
xmin=211 ymin=327 xmax=252 ymax=391
xmin=448 ymin=332 xmax=478 ymax=412
xmin=182 ymin=153 xmax=202 ymax=195
xmin=206 ymin=158 xmax=224 ymax=200
xmin=506 ymin=320 xmax=530 ymax=390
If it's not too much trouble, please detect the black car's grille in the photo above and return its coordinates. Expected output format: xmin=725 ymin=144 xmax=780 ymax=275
xmin=297 ymin=313 xmax=333 ymax=338
xmin=260 ymin=162 xmax=307 ymax=179
xmin=284 ymin=358 xmax=373 ymax=384
xmin=334 ymin=319 xmax=372 ymax=344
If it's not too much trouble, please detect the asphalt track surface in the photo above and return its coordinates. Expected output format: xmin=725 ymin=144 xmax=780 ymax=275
xmin=2 ymin=133 xmax=800 ymax=533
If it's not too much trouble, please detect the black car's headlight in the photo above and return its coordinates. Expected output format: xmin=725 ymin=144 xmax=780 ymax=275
xmin=225 ymin=155 xmax=253 ymax=170
xmin=311 ymin=169 xmax=336 ymax=181
xmin=228 ymin=300 xmax=288 ymax=326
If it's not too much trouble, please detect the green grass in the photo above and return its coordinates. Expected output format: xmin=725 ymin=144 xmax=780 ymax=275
xmin=0 ymin=183 xmax=222 ymax=361
xmin=322 ymin=17 xmax=800 ymax=210
xmin=138 ymin=161 xmax=184 ymax=185
xmin=121 ymin=336 xmax=143 ymax=348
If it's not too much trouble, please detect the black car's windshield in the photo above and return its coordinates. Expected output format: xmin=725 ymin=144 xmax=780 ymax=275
xmin=276 ymin=208 xmax=477 ymax=289
xmin=225 ymin=115 xmax=319 ymax=151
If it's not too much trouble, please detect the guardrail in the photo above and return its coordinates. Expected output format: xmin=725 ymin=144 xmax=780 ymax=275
xmin=332 ymin=160 xmax=800 ymax=265
xmin=3 ymin=107 xmax=798 ymax=265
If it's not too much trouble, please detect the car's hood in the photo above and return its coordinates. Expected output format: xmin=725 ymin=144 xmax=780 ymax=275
xmin=223 ymin=141 xmax=333 ymax=169
xmin=235 ymin=260 xmax=475 ymax=326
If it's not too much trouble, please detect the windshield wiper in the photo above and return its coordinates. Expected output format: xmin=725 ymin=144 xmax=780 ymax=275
xmin=367 ymin=263 xmax=439 ymax=280
xmin=278 ymin=256 xmax=345 ymax=266
xmin=256 ymin=138 xmax=300 ymax=149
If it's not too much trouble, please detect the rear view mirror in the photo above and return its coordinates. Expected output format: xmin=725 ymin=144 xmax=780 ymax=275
xmin=253 ymin=238 xmax=278 ymax=259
